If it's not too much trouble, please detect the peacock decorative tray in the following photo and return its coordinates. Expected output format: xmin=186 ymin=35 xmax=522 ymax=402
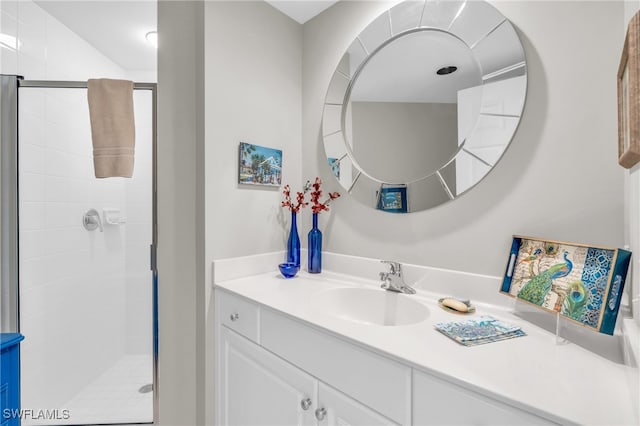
xmin=500 ymin=236 xmax=631 ymax=335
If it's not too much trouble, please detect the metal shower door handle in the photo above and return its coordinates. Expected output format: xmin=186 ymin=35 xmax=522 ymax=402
xmin=83 ymin=209 xmax=104 ymax=232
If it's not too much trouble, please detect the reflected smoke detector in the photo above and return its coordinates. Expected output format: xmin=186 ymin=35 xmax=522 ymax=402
xmin=145 ymin=31 xmax=158 ymax=48
xmin=139 ymin=383 xmax=153 ymax=394
xmin=436 ymin=66 xmax=457 ymax=75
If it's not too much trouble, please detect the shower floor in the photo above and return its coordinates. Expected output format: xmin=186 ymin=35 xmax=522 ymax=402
xmin=26 ymin=355 xmax=153 ymax=426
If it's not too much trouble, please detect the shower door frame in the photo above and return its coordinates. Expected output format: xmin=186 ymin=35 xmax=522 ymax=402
xmin=9 ymin=76 xmax=159 ymax=425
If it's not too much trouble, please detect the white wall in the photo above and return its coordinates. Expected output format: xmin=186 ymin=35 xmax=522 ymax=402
xmin=351 ymin=102 xmax=457 ymax=183
xmin=303 ymin=0 xmax=626 ymax=278
xmin=157 ymin=2 xmax=205 ymax=424
xmin=203 ymin=2 xmax=302 ymax=424
xmin=204 ymin=1 xmax=303 ymax=262
xmin=1 ymin=0 xmax=153 ymax=416
xmin=350 ymin=101 xmax=457 ymax=210
xmin=623 ymin=1 xmax=640 ymax=325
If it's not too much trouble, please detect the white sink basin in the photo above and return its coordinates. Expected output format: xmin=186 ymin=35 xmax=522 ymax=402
xmin=312 ymin=287 xmax=429 ymax=326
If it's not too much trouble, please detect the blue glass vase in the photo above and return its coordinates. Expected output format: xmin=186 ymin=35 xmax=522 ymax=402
xmin=287 ymin=211 xmax=300 ymax=268
xmin=308 ymin=213 xmax=322 ymax=273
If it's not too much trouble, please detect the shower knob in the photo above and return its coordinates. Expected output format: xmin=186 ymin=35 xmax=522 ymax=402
xmin=83 ymin=209 xmax=104 ymax=232
xmin=300 ymin=398 xmax=312 ymax=410
xmin=315 ymin=407 xmax=327 ymax=421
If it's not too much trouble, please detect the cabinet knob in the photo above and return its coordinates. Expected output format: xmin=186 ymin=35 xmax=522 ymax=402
xmin=300 ymin=397 xmax=312 ymax=411
xmin=230 ymin=313 xmax=239 ymax=321
xmin=315 ymin=407 xmax=327 ymax=421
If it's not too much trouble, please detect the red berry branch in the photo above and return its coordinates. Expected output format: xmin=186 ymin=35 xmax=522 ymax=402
xmin=310 ymin=177 xmax=340 ymax=214
xmin=281 ymin=181 xmax=310 ymax=213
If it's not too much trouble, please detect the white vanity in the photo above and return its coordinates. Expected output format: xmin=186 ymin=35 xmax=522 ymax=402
xmin=213 ymin=253 xmax=639 ymax=426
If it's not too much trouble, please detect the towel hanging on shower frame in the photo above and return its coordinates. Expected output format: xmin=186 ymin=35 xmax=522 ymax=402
xmin=87 ymin=78 xmax=135 ymax=178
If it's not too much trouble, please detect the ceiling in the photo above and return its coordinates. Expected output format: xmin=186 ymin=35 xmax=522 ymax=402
xmin=35 ymin=1 xmax=157 ymax=71
xmin=265 ymin=1 xmax=338 ymax=24
xmin=33 ymin=1 xmax=336 ymax=72
xmin=352 ymin=31 xmax=481 ymax=104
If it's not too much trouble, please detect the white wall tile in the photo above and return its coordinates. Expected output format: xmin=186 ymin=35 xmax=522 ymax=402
xmin=19 ymin=143 xmax=45 ymax=173
xmin=16 ymin=0 xmax=47 ymax=78
xmin=44 ymin=176 xmax=89 ymax=203
xmin=20 ymin=171 xmax=45 ymax=201
xmin=44 ymin=14 xmax=125 ymax=81
xmin=44 ymin=202 xmax=82 ymax=229
xmin=1 ymin=1 xmax=18 ymax=20
xmin=0 ymin=49 xmax=18 ymax=75
xmin=125 ymin=273 xmax=153 ymax=354
xmin=41 ymin=227 xmax=84 ymax=256
xmin=20 ymin=230 xmax=45 ymax=260
xmin=20 ymin=256 xmax=48 ymax=288
xmin=44 ymin=149 xmax=88 ymax=179
xmin=19 ymin=201 xmax=46 ymax=230
xmin=1 ymin=5 xmax=19 ymax=75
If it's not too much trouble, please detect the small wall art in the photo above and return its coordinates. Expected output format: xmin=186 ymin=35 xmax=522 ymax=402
xmin=328 ymin=157 xmax=340 ymax=179
xmin=376 ymin=184 xmax=407 ymax=213
xmin=238 ymin=142 xmax=282 ymax=187
xmin=618 ymin=11 xmax=640 ymax=168
xmin=500 ymin=236 xmax=631 ymax=335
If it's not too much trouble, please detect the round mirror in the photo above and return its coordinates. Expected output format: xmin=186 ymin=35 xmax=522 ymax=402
xmin=322 ymin=0 xmax=527 ymax=213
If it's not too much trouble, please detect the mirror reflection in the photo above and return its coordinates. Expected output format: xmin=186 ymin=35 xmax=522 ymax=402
xmin=322 ymin=0 xmax=527 ymax=213
xmin=347 ymin=29 xmax=481 ymax=184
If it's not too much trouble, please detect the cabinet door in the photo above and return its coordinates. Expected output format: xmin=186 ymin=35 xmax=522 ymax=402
xmin=219 ymin=327 xmax=317 ymax=426
xmin=413 ymin=370 xmax=554 ymax=425
xmin=316 ymin=382 xmax=400 ymax=426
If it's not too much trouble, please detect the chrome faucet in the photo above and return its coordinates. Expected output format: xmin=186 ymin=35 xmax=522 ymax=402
xmin=379 ymin=260 xmax=415 ymax=294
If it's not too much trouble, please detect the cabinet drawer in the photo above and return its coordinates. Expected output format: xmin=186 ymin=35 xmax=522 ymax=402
xmin=217 ymin=289 xmax=260 ymax=343
xmin=261 ymin=308 xmax=411 ymax=425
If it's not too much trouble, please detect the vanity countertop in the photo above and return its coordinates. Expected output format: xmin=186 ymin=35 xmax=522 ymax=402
xmin=214 ymin=264 xmax=639 ymax=425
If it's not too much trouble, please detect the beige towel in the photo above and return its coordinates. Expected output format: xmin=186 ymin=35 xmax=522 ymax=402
xmin=87 ymin=78 xmax=135 ymax=178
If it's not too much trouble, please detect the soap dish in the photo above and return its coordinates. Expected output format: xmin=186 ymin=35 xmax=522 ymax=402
xmin=438 ymin=297 xmax=476 ymax=314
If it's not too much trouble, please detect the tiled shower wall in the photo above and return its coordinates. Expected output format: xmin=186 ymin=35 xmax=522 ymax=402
xmin=1 ymin=0 xmax=153 ymax=414
xmin=19 ymin=88 xmax=129 ymax=410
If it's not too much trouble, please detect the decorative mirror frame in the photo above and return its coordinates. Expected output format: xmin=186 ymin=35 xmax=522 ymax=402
xmin=322 ymin=0 xmax=528 ymax=213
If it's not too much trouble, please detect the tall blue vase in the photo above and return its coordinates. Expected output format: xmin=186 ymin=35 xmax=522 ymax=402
xmin=287 ymin=211 xmax=300 ymax=268
xmin=308 ymin=213 xmax=322 ymax=273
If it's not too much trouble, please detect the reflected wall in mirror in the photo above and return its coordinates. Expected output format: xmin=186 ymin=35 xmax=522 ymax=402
xmin=322 ymin=0 xmax=527 ymax=213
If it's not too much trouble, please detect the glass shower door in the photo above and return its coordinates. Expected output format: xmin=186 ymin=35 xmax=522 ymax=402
xmin=17 ymin=83 xmax=154 ymax=425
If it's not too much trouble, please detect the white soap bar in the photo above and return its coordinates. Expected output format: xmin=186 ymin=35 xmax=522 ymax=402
xmin=441 ymin=298 xmax=469 ymax=313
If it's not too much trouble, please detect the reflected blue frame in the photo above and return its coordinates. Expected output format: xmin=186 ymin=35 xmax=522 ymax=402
xmin=376 ymin=186 xmax=408 ymax=213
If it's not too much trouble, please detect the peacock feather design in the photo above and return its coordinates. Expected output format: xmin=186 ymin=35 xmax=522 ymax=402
xmin=562 ymin=280 xmax=588 ymax=321
xmin=518 ymin=251 xmax=573 ymax=306
xmin=522 ymin=248 xmax=543 ymax=277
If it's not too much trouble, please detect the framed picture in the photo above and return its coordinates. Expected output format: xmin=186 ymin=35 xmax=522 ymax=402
xmin=376 ymin=185 xmax=407 ymax=213
xmin=328 ymin=157 xmax=340 ymax=179
xmin=618 ymin=12 xmax=640 ymax=169
xmin=238 ymin=142 xmax=282 ymax=187
xmin=500 ymin=236 xmax=631 ymax=335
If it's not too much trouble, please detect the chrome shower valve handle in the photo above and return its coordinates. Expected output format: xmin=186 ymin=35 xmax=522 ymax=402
xmin=83 ymin=208 xmax=104 ymax=232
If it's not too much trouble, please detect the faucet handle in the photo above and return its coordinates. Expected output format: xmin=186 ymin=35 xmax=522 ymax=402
xmin=381 ymin=260 xmax=401 ymax=275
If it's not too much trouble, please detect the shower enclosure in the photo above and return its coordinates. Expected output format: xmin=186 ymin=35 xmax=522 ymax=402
xmin=0 ymin=75 xmax=157 ymax=425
